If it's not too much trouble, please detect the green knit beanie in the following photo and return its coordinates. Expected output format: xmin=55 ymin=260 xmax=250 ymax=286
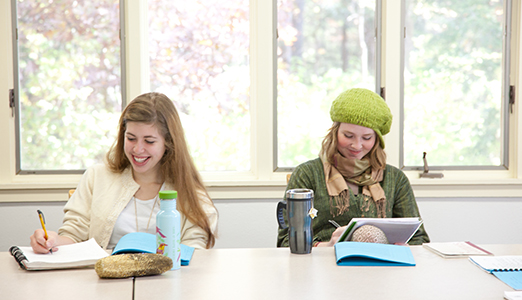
xmin=330 ymin=88 xmax=392 ymax=148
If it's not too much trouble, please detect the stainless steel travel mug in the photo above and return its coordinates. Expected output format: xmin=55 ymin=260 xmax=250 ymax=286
xmin=277 ymin=189 xmax=314 ymax=254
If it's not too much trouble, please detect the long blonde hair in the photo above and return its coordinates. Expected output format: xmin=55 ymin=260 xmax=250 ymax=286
xmin=319 ymin=122 xmax=387 ymax=170
xmin=106 ymin=92 xmax=216 ymax=248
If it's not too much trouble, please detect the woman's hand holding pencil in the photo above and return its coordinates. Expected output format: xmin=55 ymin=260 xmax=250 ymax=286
xmin=29 ymin=210 xmax=76 ymax=254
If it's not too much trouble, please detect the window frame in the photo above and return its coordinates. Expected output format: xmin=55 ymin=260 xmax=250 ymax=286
xmin=1 ymin=0 xmax=522 ymax=202
xmin=400 ymin=0 xmax=512 ymax=172
xmin=274 ymin=0 xmax=383 ymax=172
xmin=10 ymin=0 xmax=128 ymax=175
xmin=385 ymin=0 xmax=522 ymax=197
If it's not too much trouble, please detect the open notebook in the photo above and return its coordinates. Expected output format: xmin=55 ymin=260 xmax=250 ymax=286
xmin=10 ymin=233 xmax=196 ymax=271
xmin=469 ymin=256 xmax=522 ymax=290
xmin=337 ymin=217 xmax=423 ymax=244
xmin=10 ymin=238 xmax=109 ymax=270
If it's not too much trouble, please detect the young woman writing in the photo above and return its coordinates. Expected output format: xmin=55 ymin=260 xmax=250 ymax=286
xmin=30 ymin=92 xmax=217 ymax=253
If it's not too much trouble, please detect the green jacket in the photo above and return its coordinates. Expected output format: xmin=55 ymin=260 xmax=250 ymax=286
xmin=277 ymin=158 xmax=430 ymax=246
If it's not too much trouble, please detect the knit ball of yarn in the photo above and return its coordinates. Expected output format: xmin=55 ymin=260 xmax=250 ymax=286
xmin=351 ymin=225 xmax=389 ymax=244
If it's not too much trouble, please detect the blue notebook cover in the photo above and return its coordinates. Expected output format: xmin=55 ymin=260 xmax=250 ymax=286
xmin=492 ymin=271 xmax=522 ymax=290
xmin=335 ymin=242 xmax=416 ymax=267
xmin=112 ymin=232 xmax=195 ymax=266
xmin=469 ymin=256 xmax=522 ymax=290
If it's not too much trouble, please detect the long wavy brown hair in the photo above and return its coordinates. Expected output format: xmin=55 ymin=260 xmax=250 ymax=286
xmin=106 ymin=92 xmax=216 ymax=248
xmin=319 ymin=122 xmax=387 ymax=170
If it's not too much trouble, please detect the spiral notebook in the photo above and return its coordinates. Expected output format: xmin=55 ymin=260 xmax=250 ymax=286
xmin=9 ymin=238 xmax=109 ymax=271
xmin=469 ymin=256 xmax=522 ymax=290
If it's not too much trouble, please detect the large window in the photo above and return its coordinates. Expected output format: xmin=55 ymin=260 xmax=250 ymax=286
xmin=403 ymin=0 xmax=511 ymax=169
xmin=12 ymin=0 xmax=123 ymax=173
xmin=276 ymin=0 xmax=379 ymax=169
xmin=4 ymin=0 xmax=522 ymax=200
xmin=148 ymin=0 xmax=250 ymax=172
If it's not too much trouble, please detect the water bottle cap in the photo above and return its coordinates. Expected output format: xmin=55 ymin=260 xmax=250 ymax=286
xmin=159 ymin=190 xmax=178 ymax=199
xmin=286 ymin=188 xmax=314 ymax=199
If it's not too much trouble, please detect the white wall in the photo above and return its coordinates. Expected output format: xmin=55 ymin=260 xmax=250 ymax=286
xmin=2 ymin=197 xmax=522 ymax=251
xmin=416 ymin=197 xmax=522 ymax=244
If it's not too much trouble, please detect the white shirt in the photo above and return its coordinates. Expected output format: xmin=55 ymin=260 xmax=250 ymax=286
xmin=60 ymin=164 xmax=218 ymax=249
xmin=108 ymin=184 xmax=165 ymax=249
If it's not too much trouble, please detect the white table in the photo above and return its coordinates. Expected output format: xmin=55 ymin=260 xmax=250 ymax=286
xmin=134 ymin=244 xmax=522 ymax=300
xmin=3 ymin=244 xmax=520 ymax=300
xmin=0 ymin=252 xmax=133 ymax=300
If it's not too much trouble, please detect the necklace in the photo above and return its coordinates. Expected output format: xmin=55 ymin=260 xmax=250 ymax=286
xmin=134 ymin=195 xmax=159 ymax=232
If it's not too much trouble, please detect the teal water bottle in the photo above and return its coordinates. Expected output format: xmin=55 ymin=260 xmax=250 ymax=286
xmin=156 ymin=190 xmax=181 ymax=270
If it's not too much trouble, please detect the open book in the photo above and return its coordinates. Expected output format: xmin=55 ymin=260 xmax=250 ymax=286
xmin=469 ymin=256 xmax=522 ymax=290
xmin=423 ymin=241 xmax=493 ymax=258
xmin=337 ymin=217 xmax=422 ymax=244
xmin=112 ymin=232 xmax=195 ymax=266
xmin=9 ymin=238 xmax=109 ymax=271
xmin=335 ymin=242 xmax=416 ymax=267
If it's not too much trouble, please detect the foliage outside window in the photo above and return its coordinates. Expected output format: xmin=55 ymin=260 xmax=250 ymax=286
xmin=12 ymin=0 xmax=513 ymax=177
xmin=14 ymin=0 xmax=122 ymax=172
xmin=403 ymin=0 xmax=508 ymax=168
xmin=148 ymin=0 xmax=250 ymax=172
xmin=276 ymin=0 xmax=378 ymax=169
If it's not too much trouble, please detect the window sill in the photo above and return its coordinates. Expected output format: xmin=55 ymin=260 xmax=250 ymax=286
xmin=2 ymin=175 xmax=522 ymax=203
xmin=409 ymin=178 xmax=522 ymax=197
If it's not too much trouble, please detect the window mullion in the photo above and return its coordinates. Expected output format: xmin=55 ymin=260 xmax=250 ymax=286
xmin=0 ymin=1 xmax=14 ymax=183
xmin=383 ymin=0 xmax=404 ymax=168
xmin=252 ymin=0 xmax=277 ymax=180
xmin=124 ymin=0 xmax=150 ymax=100
xmin=503 ymin=0 xmax=513 ymax=169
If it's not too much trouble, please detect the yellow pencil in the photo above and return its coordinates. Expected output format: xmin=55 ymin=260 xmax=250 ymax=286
xmin=37 ymin=210 xmax=53 ymax=254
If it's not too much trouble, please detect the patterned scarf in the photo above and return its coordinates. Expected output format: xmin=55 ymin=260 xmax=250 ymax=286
xmin=321 ymin=152 xmax=387 ymax=218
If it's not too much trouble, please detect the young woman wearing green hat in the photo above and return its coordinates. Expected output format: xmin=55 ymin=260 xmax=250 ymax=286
xmin=277 ymin=88 xmax=429 ymax=247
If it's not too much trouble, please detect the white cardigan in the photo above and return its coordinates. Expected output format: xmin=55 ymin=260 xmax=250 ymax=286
xmin=58 ymin=164 xmax=218 ymax=249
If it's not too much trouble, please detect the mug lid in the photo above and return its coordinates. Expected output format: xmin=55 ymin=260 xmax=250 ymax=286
xmin=286 ymin=188 xmax=314 ymax=199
